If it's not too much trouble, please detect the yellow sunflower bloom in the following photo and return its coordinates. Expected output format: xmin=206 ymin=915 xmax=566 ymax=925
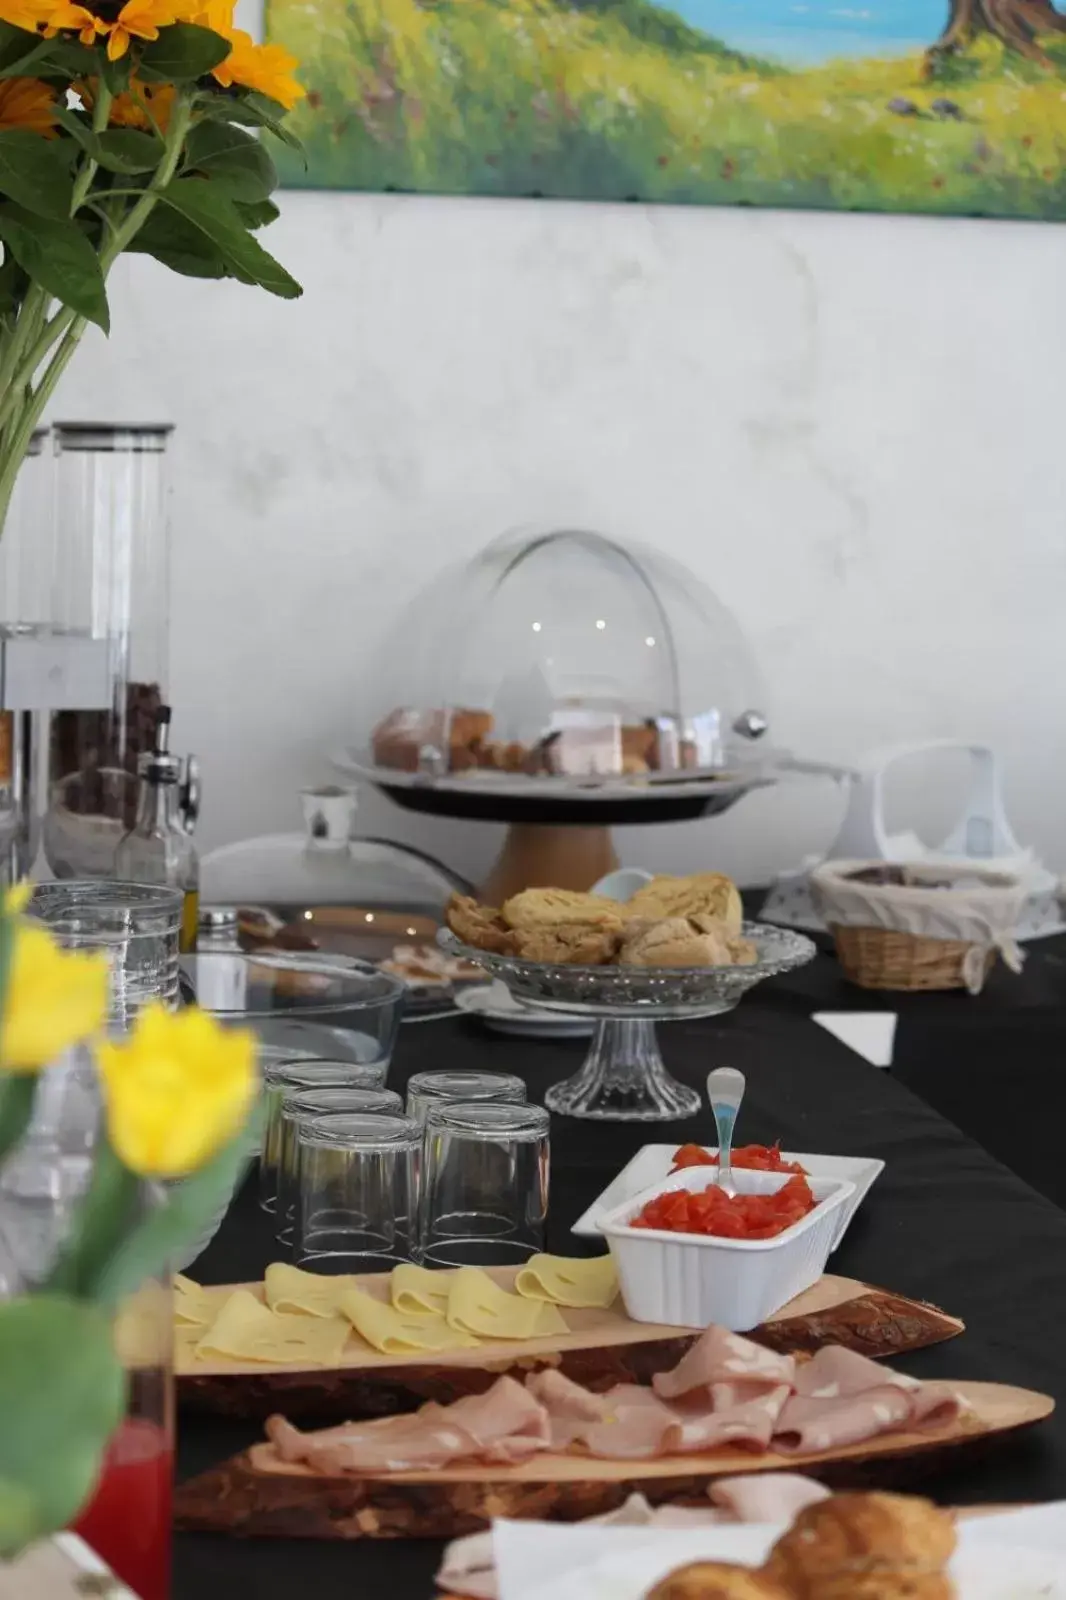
xmin=81 ymin=73 xmax=175 ymax=132
xmin=0 ymin=0 xmax=52 ymax=32
xmin=96 ymin=1003 xmax=256 ymax=1179
xmin=0 ymin=923 xmax=109 ymax=1073
xmin=0 ymin=77 xmax=57 ymax=137
xmin=43 ymin=1 xmax=106 ymax=42
xmin=173 ymin=0 xmax=230 ymax=28
xmin=212 ymin=29 xmax=303 ymax=109
xmin=105 ymin=0 xmax=175 ymax=60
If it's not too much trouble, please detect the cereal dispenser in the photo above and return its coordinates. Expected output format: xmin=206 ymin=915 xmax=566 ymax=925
xmin=42 ymin=423 xmax=198 ymax=879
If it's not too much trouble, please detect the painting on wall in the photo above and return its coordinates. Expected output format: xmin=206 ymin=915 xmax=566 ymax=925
xmin=266 ymin=0 xmax=1066 ymax=218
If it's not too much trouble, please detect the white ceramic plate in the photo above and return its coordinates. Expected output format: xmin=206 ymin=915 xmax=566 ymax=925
xmin=494 ymin=1519 xmax=1066 ymax=1600
xmin=571 ymin=1144 xmax=884 ymax=1249
xmin=455 ymin=982 xmax=595 ymax=1039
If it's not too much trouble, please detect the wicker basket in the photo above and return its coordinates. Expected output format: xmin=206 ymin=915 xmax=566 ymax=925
xmin=831 ymin=924 xmax=996 ymax=993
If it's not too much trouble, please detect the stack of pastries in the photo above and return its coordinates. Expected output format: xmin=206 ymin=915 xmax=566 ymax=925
xmin=646 ymin=1492 xmax=958 ymax=1599
xmin=446 ymin=872 xmax=758 ymax=969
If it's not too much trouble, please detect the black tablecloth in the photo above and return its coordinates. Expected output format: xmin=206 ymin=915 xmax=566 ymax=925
xmin=175 ymin=1001 xmax=1066 ymax=1600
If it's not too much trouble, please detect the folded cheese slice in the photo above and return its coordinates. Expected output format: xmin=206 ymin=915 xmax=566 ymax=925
xmin=265 ymin=1262 xmax=355 ymax=1318
xmin=515 ymin=1254 xmax=618 ymax=1309
xmin=391 ymin=1263 xmax=452 ymax=1318
xmin=195 ymin=1289 xmax=350 ymax=1366
xmin=447 ymin=1268 xmax=568 ymax=1341
xmin=340 ymin=1287 xmax=480 ymax=1354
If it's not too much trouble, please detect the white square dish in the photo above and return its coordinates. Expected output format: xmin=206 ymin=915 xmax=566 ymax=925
xmin=600 ymin=1167 xmax=856 ymax=1331
xmin=572 ymin=1145 xmax=884 ymax=1252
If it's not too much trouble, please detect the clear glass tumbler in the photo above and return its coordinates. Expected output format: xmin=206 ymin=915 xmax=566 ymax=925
xmin=183 ymin=950 xmax=405 ymax=1067
xmin=420 ymin=1101 xmax=550 ymax=1268
xmin=406 ymin=1069 xmax=526 ymax=1127
xmin=260 ymin=1057 xmax=390 ymax=1213
xmin=276 ymin=1086 xmax=403 ymax=1246
xmin=297 ymin=1112 xmax=421 ymax=1272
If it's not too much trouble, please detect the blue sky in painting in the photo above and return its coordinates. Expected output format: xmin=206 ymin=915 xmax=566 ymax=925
xmin=667 ymin=0 xmax=946 ymax=62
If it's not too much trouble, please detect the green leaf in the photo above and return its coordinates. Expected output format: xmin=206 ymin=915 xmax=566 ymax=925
xmin=234 ymin=196 xmax=279 ymax=229
xmin=53 ymin=107 xmax=164 ymax=176
xmin=184 ymin=119 xmax=277 ymax=201
xmin=36 ymin=38 xmax=98 ymax=77
xmin=0 ymin=131 xmax=76 ymax=221
xmin=159 ymin=178 xmax=301 ymax=297
xmin=0 ymin=1076 xmax=36 ymax=1168
xmin=100 ymin=50 xmax=130 ymax=95
xmin=138 ymin=22 xmax=230 ymax=82
xmin=0 ymin=1295 xmax=126 ymax=1555
xmin=0 ymin=205 xmax=109 ymax=330
xmin=196 ymin=88 xmax=304 ymax=155
xmin=93 ymin=1119 xmax=259 ymax=1309
xmin=0 ymin=20 xmax=51 ymax=78
xmin=126 ymin=204 xmax=227 ymax=279
xmin=43 ymin=1143 xmax=139 ymax=1299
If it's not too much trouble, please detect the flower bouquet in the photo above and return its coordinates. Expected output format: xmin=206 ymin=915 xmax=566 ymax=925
xmin=0 ymin=0 xmax=302 ymax=527
xmin=0 ymin=883 xmax=259 ymax=1559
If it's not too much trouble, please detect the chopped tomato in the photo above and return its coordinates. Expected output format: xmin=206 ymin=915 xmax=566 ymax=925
xmin=630 ymin=1173 xmax=816 ymax=1240
xmin=669 ymin=1142 xmax=807 ymax=1176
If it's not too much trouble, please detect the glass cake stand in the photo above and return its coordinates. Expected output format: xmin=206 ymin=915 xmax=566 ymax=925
xmin=438 ymin=924 xmax=816 ymax=1121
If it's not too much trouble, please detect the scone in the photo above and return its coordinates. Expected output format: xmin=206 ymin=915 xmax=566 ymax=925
xmin=621 ymin=917 xmax=733 ymax=969
xmin=645 ymin=1562 xmax=790 ymax=1600
xmin=502 ymin=888 xmax=625 ymax=931
xmin=445 ymin=894 xmax=517 ymax=955
xmin=627 ymin=873 xmax=743 ymax=935
xmin=802 ymin=1577 xmax=954 ymax=1600
xmin=513 ymin=922 xmax=620 ymax=966
xmin=690 ymin=917 xmax=759 ymax=967
xmin=763 ymin=1492 xmax=956 ymax=1599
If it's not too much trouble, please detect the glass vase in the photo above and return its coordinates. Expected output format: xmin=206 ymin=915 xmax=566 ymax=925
xmin=71 ymin=1272 xmax=173 ymax=1600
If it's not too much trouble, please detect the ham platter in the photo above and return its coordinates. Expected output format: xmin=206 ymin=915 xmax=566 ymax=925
xmin=174 ymin=1327 xmax=1053 ymax=1541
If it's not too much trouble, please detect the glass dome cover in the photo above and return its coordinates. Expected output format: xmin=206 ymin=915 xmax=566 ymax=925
xmin=358 ymin=529 xmax=769 ymax=788
xmin=200 ymin=786 xmax=468 ymax=961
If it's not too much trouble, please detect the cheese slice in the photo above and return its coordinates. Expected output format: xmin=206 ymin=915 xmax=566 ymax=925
xmin=514 ymin=1254 xmax=619 ymax=1309
xmin=446 ymin=1268 xmax=568 ymax=1341
xmin=340 ymin=1287 xmax=480 ymax=1354
xmin=173 ymin=1273 xmax=221 ymax=1327
xmin=391 ymin=1263 xmax=452 ymax=1318
xmin=195 ymin=1289 xmax=351 ymax=1366
xmin=265 ymin=1262 xmax=354 ymax=1318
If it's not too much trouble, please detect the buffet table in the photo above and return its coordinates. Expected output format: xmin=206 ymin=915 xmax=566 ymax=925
xmin=175 ymin=996 xmax=1066 ymax=1600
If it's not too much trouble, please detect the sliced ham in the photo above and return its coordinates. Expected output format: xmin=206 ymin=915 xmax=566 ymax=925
xmin=580 ymin=1385 xmax=679 ymax=1460
xmin=436 ymin=1531 xmax=497 ymax=1600
xmin=445 ymin=1378 xmax=552 ymax=1463
xmin=525 ymin=1368 xmax=612 ymax=1450
xmin=652 ymin=1327 xmax=796 ymax=1401
xmin=772 ymin=1387 xmax=916 ymax=1454
xmin=662 ymin=1384 xmax=791 ymax=1454
xmin=792 ymin=1344 xmax=920 ymax=1399
xmin=708 ymin=1472 xmax=831 ymax=1523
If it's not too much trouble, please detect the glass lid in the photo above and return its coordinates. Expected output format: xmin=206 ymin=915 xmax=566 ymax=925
xmin=357 ymin=529 xmax=768 ymax=786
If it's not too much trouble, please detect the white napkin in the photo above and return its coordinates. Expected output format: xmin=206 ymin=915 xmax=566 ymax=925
xmin=813 ymin=1011 xmax=898 ymax=1068
xmin=492 ymin=1510 xmax=1066 ymax=1600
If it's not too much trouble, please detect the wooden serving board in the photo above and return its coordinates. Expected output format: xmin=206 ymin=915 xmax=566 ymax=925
xmin=178 ymin=1268 xmax=964 ymax=1422
xmin=173 ymin=1379 xmax=1052 ymax=1541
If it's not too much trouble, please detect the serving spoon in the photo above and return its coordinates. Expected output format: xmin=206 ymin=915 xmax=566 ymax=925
xmin=706 ymin=1066 xmax=746 ymax=1199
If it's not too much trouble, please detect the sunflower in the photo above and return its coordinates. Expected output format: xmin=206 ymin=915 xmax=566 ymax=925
xmin=211 ymin=29 xmax=303 ymax=109
xmin=0 ymin=76 xmax=58 ymax=136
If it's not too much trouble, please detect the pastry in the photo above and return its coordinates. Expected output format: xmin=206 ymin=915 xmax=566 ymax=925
xmin=627 ymin=873 xmax=743 ymax=935
xmin=445 ymin=894 xmax=517 ymax=955
xmin=763 ymin=1492 xmax=956 ymax=1599
xmin=513 ymin=922 xmax=621 ymax=966
xmin=645 ymin=1562 xmax=790 ymax=1600
xmin=501 ymin=888 xmax=625 ymax=932
xmin=690 ymin=916 xmax=759 ymax=967
xmin=621 ymin=917 xmax=734 ymax=969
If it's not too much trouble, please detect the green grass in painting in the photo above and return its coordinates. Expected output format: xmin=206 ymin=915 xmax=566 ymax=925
xmin=266 ymin=0 xmax=1066 ymax=218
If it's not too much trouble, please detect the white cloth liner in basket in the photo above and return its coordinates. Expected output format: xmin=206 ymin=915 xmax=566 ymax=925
xmin=810 ymin=859 xmax=1026 ymax=996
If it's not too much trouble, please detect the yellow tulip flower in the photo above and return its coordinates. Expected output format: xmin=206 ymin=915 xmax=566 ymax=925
xmin=96 ymin=1003 xmax=256 ymax=1179
xmin=0 ymin=923 xmax=109 ymax=1072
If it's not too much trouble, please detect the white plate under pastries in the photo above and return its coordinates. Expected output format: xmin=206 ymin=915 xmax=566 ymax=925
xmin=455 ymin=981 xmax=595 ymax=1038
xmin=571 ymin=1145 xmax=884 ymax=1250
xmin=493 ymin=1509 xmax=1066 ymax=1600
